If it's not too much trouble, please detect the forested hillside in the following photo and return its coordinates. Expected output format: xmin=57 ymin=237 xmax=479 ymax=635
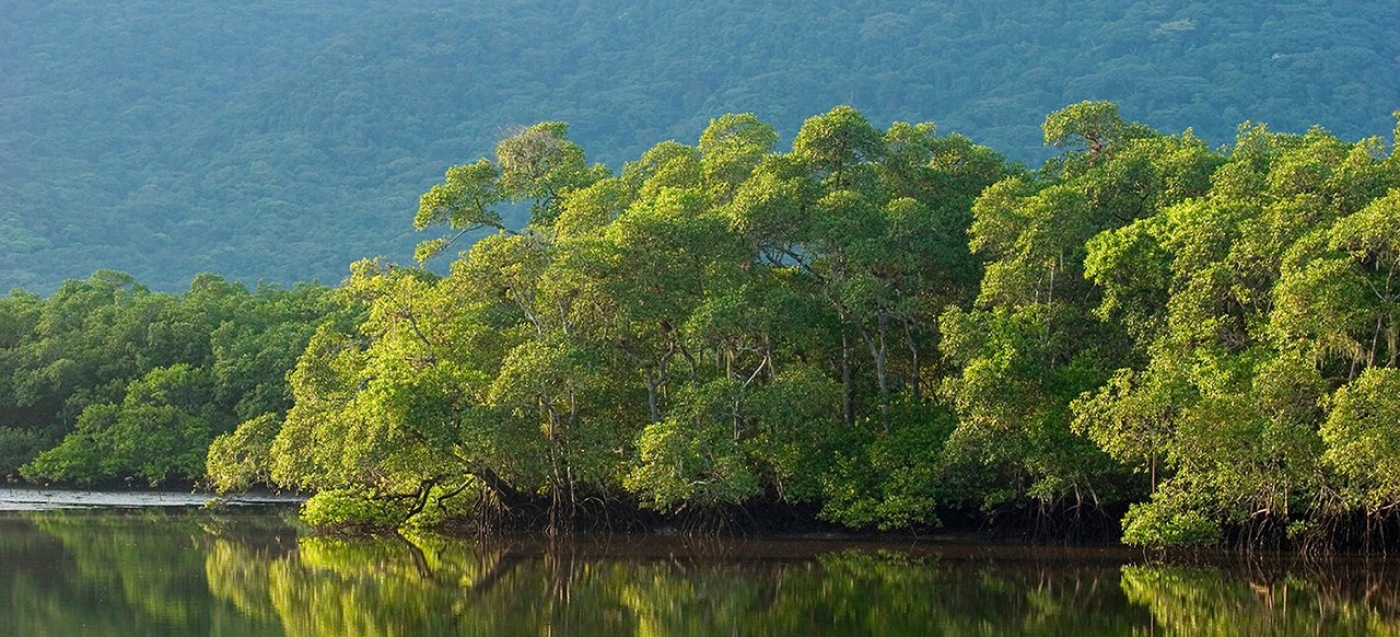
xmin=2 ymin=0 xmax=1397 ymax=292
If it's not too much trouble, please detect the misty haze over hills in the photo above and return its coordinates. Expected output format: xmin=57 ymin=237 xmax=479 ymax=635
xmin=2 ymin=0 xmax=1397 ymax=292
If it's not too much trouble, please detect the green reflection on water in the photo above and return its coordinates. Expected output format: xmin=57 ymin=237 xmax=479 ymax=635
xmin=208 ymin=536 xmax=1148 ymax=636
xmin=4 ymin=509 xmax=1400 ymax=635
xmin=1120 ymin=562 xmax=1400 ymax=636
xmin=0 ymin=509 xmax=293 ymax=636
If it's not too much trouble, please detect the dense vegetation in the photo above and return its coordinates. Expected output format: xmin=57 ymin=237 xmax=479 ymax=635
xmin=0 ymin=274 xmax=350 ymax=486
xmin=192 ymin=103 xmax=1396 ymax=550
xmin=3 ymin=102 xmax=1399 ymax=550
xmin=3 ymin=0 xmax=1397 ymax=292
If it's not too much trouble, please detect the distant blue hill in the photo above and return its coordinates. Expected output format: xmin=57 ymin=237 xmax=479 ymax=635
xmin=2 ymin=0 xmax=1396 ymax=292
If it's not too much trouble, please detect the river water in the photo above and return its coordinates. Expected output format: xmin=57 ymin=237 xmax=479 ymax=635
xmin=1 ymin=489 xmax=1397 ymax=635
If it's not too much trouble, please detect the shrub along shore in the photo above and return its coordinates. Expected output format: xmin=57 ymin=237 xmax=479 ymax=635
xmin=4 ymin=103 xmax=1399 ymax=550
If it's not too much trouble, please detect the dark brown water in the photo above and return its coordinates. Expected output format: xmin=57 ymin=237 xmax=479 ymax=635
xmin=1 ymin=490 xmax=1398 ymax=636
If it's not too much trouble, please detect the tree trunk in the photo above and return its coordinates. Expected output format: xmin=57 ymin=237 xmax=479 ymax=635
xmin=841 ymin=333 xmax=855 ymax=426
xmin=905 ymin=319 xmax=922 ymax=402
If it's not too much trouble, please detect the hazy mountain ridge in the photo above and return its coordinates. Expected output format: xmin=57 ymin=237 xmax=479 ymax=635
xmin=2 ymin=0 xmax=1396 ymax=292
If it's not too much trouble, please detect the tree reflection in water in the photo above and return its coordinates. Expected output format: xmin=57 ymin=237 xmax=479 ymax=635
xmin=0 ymin=509 xmax=291 ymax=635
xmin=5 ymin=509 xmax=1400 ymax=635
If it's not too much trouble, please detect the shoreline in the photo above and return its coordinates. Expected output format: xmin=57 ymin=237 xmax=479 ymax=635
xmin=0 ymin=486 xmax=306 ymax=511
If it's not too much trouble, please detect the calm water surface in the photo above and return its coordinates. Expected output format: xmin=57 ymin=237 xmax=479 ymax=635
xmin=1 ymin=489 xmax=1398 ymax=636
